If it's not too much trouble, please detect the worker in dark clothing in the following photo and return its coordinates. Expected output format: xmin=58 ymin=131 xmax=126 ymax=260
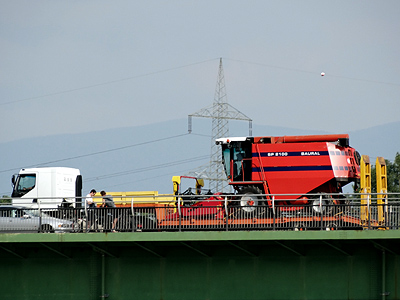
xmin=100 ymin=190 xmax=118 ymax=232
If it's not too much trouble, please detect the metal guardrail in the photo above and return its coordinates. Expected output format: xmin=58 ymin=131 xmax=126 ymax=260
xmin=2 ymin=193 xmax=400 ymax=233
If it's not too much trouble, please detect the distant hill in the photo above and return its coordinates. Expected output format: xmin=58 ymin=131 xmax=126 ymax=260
xmin=348 ymin=121 xmax=400 ymax=161
xmin=1 ymin=119 xmax=399 ymax=196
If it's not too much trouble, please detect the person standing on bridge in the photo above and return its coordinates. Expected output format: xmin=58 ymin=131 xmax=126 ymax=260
xmin=85 ymin=189 xmax=97 ymax=208
xmin=100 ymin=190 xmax=119 ymax=232
xmin=85 ymin=189 xmax=97 ymax=232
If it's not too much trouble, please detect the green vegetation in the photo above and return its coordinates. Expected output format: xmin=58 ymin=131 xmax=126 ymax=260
xmin=371 ymin=152 xmax=400 ymax=193
xmin=1 ymin=195 xmax=12 ymax=204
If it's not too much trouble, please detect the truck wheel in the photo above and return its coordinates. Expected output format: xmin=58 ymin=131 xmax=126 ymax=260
xmin=239 ymin=186 xmax=266 ymax=218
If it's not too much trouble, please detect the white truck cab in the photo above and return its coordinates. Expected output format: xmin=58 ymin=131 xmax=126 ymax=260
xmin=11 ymin=167 xmax=82 ymax=209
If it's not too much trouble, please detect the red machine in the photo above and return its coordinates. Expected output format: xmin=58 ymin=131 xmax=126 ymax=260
xmin=216 ymin=134 xmax=361 ymax=213
xmin=154 ymin=134 xmax=362 ymax=229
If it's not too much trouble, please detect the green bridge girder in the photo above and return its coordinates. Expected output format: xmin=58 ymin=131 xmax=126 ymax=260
xmin=1 ymin=230 xmax=400 ymax=300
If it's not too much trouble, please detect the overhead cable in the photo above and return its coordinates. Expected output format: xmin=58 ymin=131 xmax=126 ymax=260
xmin=84 ymin=155 xmax=209 ymax=182
xmin=0 ymin=58 xmax=219 ymax=106
xmin=223 ymin=57 xmax=400 ymax=87
xmin=0 ymin=133 xmax=191 ymax=174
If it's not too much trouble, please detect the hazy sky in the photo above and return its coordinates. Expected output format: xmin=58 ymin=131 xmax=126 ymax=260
xmin=1 ymin=1 xmax=399 ymax=143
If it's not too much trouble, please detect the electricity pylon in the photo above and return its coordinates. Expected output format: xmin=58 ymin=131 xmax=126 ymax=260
xmin=187 ymin=58 xmax=252 ymax=193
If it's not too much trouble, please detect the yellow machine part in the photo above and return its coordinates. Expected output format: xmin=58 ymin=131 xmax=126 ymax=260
xmin=93 ymin=191 xmax=174 ymax=206
xmin=376 ymin=157 xmax=388 ymax=226
xmin=172 ymin=176 xmax=204 ymax=195
xmin=359 ymin=155 xmax=388 ymax=228
xmin=171 ymin=176 xmax=205 ymax=212
xmin=360 ymin=155 xmax=371 ymax=224
xmin=172 ymin=176 xmax=180 ymax=195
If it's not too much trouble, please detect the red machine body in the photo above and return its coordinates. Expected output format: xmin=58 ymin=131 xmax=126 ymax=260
xmin=158 ymin=134 xmax=361 ymax=227
xmin=216 ymin=134 xmax=361 ymax=206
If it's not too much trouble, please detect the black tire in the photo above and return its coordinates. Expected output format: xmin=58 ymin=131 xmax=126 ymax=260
xmin=40 ymin=224 xmax=54 ymax=233
xmin=238 ymin=186 xmax=266 ymax=218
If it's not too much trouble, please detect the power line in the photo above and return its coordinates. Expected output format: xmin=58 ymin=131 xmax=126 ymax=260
xmin=0 ymin=133 xmax=191 ymax=174
xmin=224 ymin=58 xmax=316 ymax=76
xmin=102 ymin=166 xmax=203 ymax=190
xmin=190 ymin=132 xmax=212 ymax=138
xmin=0 ymin=151 xmax=209 ymax=196
xmin=223 ymin=57 xmax=400 ymax=87
xmin=4 ymin=56 xmax=397 ymax=108
xmin=85 ymin=155 xmax=209 ymax=182
xmin=0 ymin=58 xmax=219 ymax=106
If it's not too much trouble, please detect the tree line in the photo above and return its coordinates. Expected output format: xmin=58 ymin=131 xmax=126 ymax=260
xmin=370 ymin=152 xmax=400 ymax=193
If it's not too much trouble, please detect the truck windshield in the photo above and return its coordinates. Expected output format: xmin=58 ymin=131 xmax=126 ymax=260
xmin=12 ymin=174 xmax=36 ymax=197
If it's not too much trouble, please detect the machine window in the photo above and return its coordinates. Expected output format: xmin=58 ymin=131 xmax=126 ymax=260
xmin=222 ymin=148 xmax=231 ymax=179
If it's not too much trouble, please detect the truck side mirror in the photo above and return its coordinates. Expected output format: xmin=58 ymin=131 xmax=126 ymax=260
xmin=11 ymin=175 xmax=15 ymax=186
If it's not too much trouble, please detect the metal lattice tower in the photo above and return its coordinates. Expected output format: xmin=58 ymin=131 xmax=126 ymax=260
xmin=187 ymin=58 xmax=252 ymax=193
